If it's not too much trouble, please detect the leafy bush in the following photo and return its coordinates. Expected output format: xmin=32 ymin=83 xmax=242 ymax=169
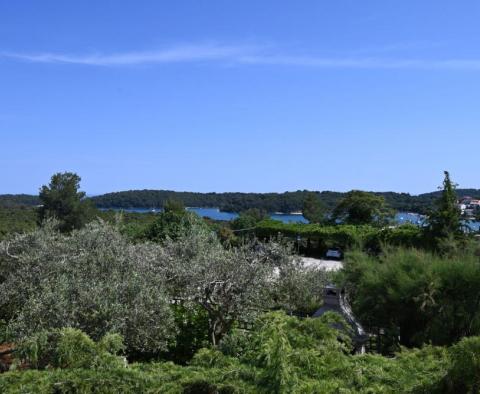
xmin=164 ymin=304 xmax=210 ymax=364
xmin=1 ymin=216 xmax=321 ymax=361
xmin=444 ymin=336 xmax=480 ymax=393
xmin=140 ymin=210 xmax=207 ymax=243
xmin=0 ymin=207 xmax=37 ymax=241
xmin=231 ymin=208 xmax=268 ymax=231
xmin=14 ymin=328 xmax=125 ymax=370
xmin=256 ymin=220 xmax=428 ymax=254
xmin=0 ymin=363 xmax=256 ymax=393
xmin=341 ymin=247 xmax=480 ymax=349
xmin=365 ymin=224 xmax=425 ymax=252
xmin=255 ymin=220 xmax=376 ymax=252
xmin=0 ymin=221 xmax=176 ymax=354
xmin=1 ymin=315 xmax=478 ymax=393
xmin=198 ymin=311 xmax=454 ymax=393
xmin=269 ymin=263 xmax=333 ymax=315
xmin=160 ymin=226 xmax=304 ymax=346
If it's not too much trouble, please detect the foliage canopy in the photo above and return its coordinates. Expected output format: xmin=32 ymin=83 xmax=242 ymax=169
xmin=341 ymin=247 xmax=480 ymax=349
xmin=38 ymin=172 xmax=95 ymax=232
xmin=332 ymin=190 xmax=393 ymax=226
xmin=302 ymin=192 xmax=326 ymax=224
xmin=3 ymin=312 xmax=479 ymax=393
xmin=0 ymin=221 xmax=176 ymax=354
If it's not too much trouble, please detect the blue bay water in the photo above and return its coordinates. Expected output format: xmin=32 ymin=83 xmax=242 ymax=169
xmin=101 ymin=207 xmax=479 ymax=229
xmin=395 ymin=211 xmax=480 ymax=232
xmin=103 ymin=207 xmax=307 ymax=223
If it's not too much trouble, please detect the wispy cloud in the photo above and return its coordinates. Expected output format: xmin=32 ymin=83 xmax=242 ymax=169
xmin=1 ymin=43 xmax=252 ymax=66
xmin=2 ymin=42 xmax=480 ymax=70
xmin=238 ymin=55 xmax=480 ymax=70
xmin=346 ymin=40 xmax=447 ymax=56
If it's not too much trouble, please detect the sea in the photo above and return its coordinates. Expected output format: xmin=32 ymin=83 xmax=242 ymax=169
xmin=101 ymin=207 xmax=480 ymax=231
xmin=101 ymin=207 xmax=307 ymax=223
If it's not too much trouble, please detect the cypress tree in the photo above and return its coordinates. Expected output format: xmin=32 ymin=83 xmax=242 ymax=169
xmin=426 ymin=171 xmax=464 ymax=253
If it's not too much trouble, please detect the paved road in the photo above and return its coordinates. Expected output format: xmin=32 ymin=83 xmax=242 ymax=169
xmin=300 ymin=257 xmax=343 ymax=271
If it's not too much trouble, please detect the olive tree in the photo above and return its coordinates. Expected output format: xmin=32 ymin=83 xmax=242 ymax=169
xmin=160 ymin=225 xmax=303 ymax=345
xmin=0 ymin=220 xmax=175 ymax=354
xmin=1 ymin=219 xmax=331 ymax=354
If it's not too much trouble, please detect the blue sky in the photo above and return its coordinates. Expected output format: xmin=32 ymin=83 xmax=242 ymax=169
xmin=1 ymin=1 xmax=479 ymax=195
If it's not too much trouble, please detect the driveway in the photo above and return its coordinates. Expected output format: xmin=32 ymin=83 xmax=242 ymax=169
xmin=300 ymin=257 xmax=343 ymax=271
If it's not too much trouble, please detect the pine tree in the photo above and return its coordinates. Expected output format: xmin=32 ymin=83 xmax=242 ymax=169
xmin=302 ymin=193 xmax=325 ymax=224
xmin=38 ymin=172 xmax=94 ymax=232
xmin=426 ymin=171 xmax=464 ymax=252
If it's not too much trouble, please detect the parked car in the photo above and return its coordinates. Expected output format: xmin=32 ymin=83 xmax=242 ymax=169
xmin=325 ymin=248 xmax=343 ymax=260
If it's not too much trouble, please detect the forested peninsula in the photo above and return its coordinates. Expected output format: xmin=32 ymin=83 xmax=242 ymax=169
xmin=2 ymin=188 xmax=480 ymax=214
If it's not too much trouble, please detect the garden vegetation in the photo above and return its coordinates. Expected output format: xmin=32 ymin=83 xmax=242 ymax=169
xmin=0 ymin=171 xmax=479 ymax=393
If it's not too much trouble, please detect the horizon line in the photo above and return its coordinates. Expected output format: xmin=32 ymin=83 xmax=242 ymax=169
xmin=1 ymin=187 xmax=477 ymax=198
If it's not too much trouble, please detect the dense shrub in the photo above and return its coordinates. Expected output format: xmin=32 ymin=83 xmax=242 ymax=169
xmin=0 ymin=221 xmax=176 ymax=354
xmin=443 ymin=336 xmax=480 ymax=393
xmin=2 ymin=313 xmax=478 ymax=393
xmin=139 ymin=210 xmax=208 ymax=243
xmin=197 ymin=311 xmax=453 ymax=393
xmin=14 ymin=328 xmax=125 ymax=370
xmin=341 ymin=248 xmax=480 ymax=349
xmin=0 ymin=207 xmax=37 ymax=240
xmin=164 ymin=305 xmax=210 ymax=364
xmin=255 ymin=220 xmax=376 ymax=252
xmin=365 ymin=224 xmax=425 ymax=252
xmin=231 ymin=208 xmax=268 ymax=231
xmin=160 ymin=226 xmax=306 ymax=345
xmin=1 ymin=218 xmax=323 ymax=360
xmin=269 ymin=262 xmax=332 ymax=315
xmin=256 ymin=220 xmax=428 ymax=254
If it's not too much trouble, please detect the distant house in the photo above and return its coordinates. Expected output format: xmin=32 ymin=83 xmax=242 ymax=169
xmin=458 ymin=196 xmax=480 ymax=215
xmin=313 ymin=285 xmax=368 ymax=353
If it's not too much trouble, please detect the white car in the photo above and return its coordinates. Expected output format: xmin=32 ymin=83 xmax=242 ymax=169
xmin=325 ymin=248 xmax=343 ymax=260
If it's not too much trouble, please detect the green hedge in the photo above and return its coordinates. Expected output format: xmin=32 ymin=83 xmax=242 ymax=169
xmin=2 ymin=336 xmax=478 ymax=393
xmin=2 ymin=317 xmax=479 ymax=393
xmin=255 ymin=220 xmax=424 ymax=251
xmin=0 ymin=363 xmax=251 ymax=394
xmin=367 ymin=224 xmax=425 ymax=250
